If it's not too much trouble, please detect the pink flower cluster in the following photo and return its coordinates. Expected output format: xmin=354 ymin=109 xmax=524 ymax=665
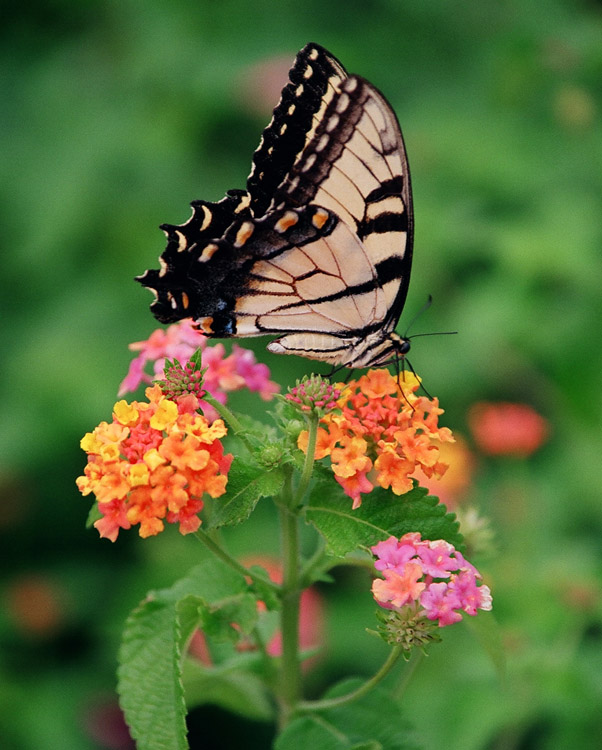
xmin=371 ymin=533 xmax=492 ymax=627
xmin=119 ymin=320 xmax=279 ymax=420
xmin=286 ymin=375 xmax=341 ymax=415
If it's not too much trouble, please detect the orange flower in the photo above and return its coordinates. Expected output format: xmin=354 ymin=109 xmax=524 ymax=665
xmin=76 ymin=386 xmax=232 ymax=541
xmin=468 ymin=402 xmax=549 ymax=457
xmin=413 ymin=434 xmax=475 ymax=509
xmin=297 ymin=370 xmax=454 ymax=507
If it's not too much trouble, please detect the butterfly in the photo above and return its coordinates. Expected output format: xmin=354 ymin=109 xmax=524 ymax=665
xmin=137 ymin=43 xmax=414 ymax=369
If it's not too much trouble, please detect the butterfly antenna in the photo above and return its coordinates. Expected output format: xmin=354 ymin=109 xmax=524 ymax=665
xmin=408 ymin=330 xmax=458 ymax=340
xmin=393 ymin=351 xmax=416 ymax=411
xmin=403 ymin=294 xmax=433 ymax=337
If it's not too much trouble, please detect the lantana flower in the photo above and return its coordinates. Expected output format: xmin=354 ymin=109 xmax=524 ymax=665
xmin=297 ymin=370 xmax=454 ymax=508
xmin=371 ymin=532 xmax=491 ymax=627
xmin=371 ymin=533 xmax=492 ymax=634
xmin=76 ymin=385 xmax=232 ymax=541
xmin=119 ymin=320 xmax=279 ymax=420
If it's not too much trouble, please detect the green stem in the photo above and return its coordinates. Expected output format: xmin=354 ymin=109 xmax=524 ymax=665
xmin=392 ymin=648 xmax=424 ymax=700
xmin=202 ymin=393 xmax=255 ymax=452
xmin=278 ymin=470 xmax=302 ymax=727
xmin=296 ymin=646 xmax=403 ymax=713
xmin=293 ymin=412 xmax=319 ymax=507
xmin=194 ymin=528 xmax=279 ymax=594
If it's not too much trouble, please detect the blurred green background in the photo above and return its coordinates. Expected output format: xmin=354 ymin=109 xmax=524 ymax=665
xmin=2 ymin=0 xmax=601 ymax=748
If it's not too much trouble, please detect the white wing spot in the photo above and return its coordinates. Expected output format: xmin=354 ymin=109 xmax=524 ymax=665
xmin=295 ymin=84 xmax=304 ymax=97
xmin=176 ymin=231 xmax=187 ymax=252
xmin=158 ymin=257 xmax=168 ymax=277
xmin=309 ymin=48 xmax=319 ymax=61
xmin=316 ymin=133 xmax=330 ymax=152
xmin=288 ymin=104 xmax=296 ymax=116
xmin=302 ymin=153 xmax=317 ymax=172
xmin=326 ymin=113 xmax=340 ymax=132
xmin=199 ymin=206 xmax=212 ymax=232
xmin=336 ymin=93 xmax=350 ymax=113
xmin=303 ymin=65 xmax=313 ymax=79
xmin=345 ymin=78 xmax=359 ymax=93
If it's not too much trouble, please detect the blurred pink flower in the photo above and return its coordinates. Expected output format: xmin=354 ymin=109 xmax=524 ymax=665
xmin=468 ymin=402 xmax=549 ymax=457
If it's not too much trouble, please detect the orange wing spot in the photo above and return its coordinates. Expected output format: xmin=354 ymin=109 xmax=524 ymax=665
xmin=234 ymin=194 xmax=251 ymax=213
xmin=199 ymin=243 xmax=219 ymax=262
xmin=234 ymin=222 xmax=255 ymax=247
xmin=181 ymin=292 xmax=190 ymax=309
xmin=274 ymin=211 xmax=299 ymax=233
xmin=199 ymin=317 xmax=214 ymax=334
xmin=312 ymin=208 xmax=330 ymax=230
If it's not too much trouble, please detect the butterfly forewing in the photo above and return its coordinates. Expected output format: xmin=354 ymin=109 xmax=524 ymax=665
xmin=247 ymin=43 xmax=347 ymax=218
xmin=137 ymin=43 xmax=414 ymax=369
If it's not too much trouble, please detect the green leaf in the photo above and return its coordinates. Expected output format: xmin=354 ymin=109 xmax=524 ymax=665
xmin=85 ymin=502 xmax=102 ymax=529
xmin=117 ymin=559 xmax=252 ymax=750
xmin=275 ymin=678 xmax=420 ymax=750
xmin=182 ymin=659 xmax=273 ymax=721
xmin=306 ymin=479 xmax=462 ymax=558
xmin=208 ymin=458 xmax=285 ymax=528
xmin=464 ymin=611 xmax=506 ymax=682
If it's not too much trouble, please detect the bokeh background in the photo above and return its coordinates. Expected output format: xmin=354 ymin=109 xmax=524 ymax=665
xmin=2 ymin=1 xmax=601 ymax=748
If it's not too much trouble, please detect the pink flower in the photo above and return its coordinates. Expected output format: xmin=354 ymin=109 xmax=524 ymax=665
xmin=371 ymin=536 xmax=420 ymax=572
xmin=371 ymin=532 xmax=492 ymax=629
xmin=468 ymin=401 xmax=549 ymax=457
xmin=118 ymin=321 xmax=279 ymax=419
xmin=372 ymin=563 xmax=426 ymax=608
xmin=416 ymin=540 xmax=458 ymax=578
xmin=419 ymin=582 xmax=463 ymax=626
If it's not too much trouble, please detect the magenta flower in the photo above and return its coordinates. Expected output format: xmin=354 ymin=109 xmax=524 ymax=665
xmin=416 ymin=540 xmax=458 ymax=578
xmin=371 ymin=536 xmax=420 ymax=572
xmin=419 ymin=582 xmax=463 ymax=626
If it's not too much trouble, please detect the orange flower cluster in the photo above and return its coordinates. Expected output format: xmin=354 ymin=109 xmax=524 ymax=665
xmin=298 ymin=370 xmax=454 ymax=508
xmin=76 ymin=385 xmax=232 ymax=541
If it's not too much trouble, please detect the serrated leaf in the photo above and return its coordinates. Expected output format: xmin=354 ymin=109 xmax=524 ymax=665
xmin=118 ymin=598 xmax=190 ymax=750
xmin=118 ymin=560 xmax=251 ymax=750
xmin=208 ymin=459 xmax=284 ymax=528
xmin=305 ymin=479 xmax=462 ymax=557
xmin=275 ymin=678 xmax=420 ymax=750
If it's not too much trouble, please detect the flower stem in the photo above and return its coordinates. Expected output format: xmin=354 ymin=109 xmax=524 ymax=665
xmin=278 ymin=469 xmax=302 ymax=727
xmin=392 ymin=648 xmax=424 ymax=700
xmin=296 ymin=645 xmax=403 ymax=714
xmin=202 ymin=393 xmax=255 ymax=453
xmin=193 ymin=528 xmax=279 ymax=594
xmin=293 ymin=412 xmax=319 ymax=507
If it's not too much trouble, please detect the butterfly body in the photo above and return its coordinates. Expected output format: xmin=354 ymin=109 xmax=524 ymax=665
xmin=138 ymin=43 xmax=414 ymax=369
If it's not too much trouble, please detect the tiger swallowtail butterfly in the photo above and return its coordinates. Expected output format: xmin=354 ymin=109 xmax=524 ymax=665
xmin=137 ymin=43 xmax=414 ymax=369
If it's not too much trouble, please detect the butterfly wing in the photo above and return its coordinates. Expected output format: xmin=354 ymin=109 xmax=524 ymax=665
xmin=138 ymin=44 xmax=413 ymax=367
xmin=246 ymin=43 xmax=348 ymax=218
xmin=272 ymin=74 xmax=413 ymax=333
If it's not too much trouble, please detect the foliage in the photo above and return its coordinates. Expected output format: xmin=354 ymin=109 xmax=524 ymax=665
xmin=1 ymin=1 xmax=602 ymax=748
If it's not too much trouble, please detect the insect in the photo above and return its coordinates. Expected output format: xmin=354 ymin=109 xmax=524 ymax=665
xmin=137 ymin=43 xmax=414 ymax=369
